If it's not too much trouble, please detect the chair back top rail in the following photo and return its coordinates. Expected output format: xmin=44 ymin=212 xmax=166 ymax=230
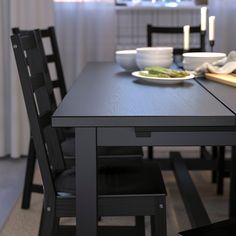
xmin=147 ymin=25 xmax=201 ymax=34
xmin=147 ymin=24 xmax=205 ymax=53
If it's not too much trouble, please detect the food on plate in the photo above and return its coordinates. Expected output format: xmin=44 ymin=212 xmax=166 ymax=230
xmin=140 ymin=71 xmax=170 ymax=78
xmin=140 ymin=66 xmax=190 ymax=78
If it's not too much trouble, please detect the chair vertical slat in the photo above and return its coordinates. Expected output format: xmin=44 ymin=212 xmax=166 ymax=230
xmin=47 ymin=26 xmax=67 ymax=98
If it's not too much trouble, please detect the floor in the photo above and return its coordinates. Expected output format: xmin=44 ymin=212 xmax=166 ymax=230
xmin=0 ymin=157 xmax=26 ymax=230
xmin=0 ymin=148 xmax=230 ymax=236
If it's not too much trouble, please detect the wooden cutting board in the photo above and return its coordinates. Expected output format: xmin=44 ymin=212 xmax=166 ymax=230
xmin=205 ymin=73 xmax=236 ymax=88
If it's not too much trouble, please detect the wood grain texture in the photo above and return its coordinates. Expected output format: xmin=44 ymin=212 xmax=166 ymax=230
xmin=52 ymin=63 xmax=234 ymax=127
xmin=205 ymin=73 xmax=236 ymax=88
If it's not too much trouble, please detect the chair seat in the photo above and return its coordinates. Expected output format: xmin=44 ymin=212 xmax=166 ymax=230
xmin=61 ymin=138 xmax=143 ymax=157
xmin=55 ymin=160 xmax=166 ymax=196
xmin=179 ymin=219 xmax=236 ymax=236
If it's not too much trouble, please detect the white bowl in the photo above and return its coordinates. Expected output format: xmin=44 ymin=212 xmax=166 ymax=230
xmin=115 ymin=50 xmax=138 ymax=71
xmin=183 ymin=60 xmax=219 ymax=70
xmin=182 ymin=62 xmax=199 ymax=71
xmin=182 ymin=60 xmax=209 ymax=70
xmin=182 ymin=52 xmax=227 ymax=71
xmin=136 ymin=57 xmax=173 ymax=70
xmin=136 ymin=47 xmax=173 ymax=55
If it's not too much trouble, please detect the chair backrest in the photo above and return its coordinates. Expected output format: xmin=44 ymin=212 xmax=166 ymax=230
xmin=12 ymin=27 xmax=67 ymax=101
xmin=11 ymin=30 xmax=66 ymax=198
xmin=147 ymin=24 xmax=205 ymax=55
xmin=12 ymin=27 xmax=67 ymax=141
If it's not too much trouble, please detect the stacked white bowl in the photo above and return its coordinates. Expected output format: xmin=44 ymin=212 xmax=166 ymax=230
xmin=183 ymin=52 xmax=227 ymax=71
xmin=136 ymin=47 xmax=173 ymax=70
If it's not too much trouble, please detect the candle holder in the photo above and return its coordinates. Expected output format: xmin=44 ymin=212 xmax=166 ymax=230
xmin=201 ymin=31 xmax=206 ymax=52
xmin=209 ymin=40 xmax=215 ymax=52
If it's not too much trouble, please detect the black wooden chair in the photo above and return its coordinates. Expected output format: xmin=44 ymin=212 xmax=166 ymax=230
xmin=213 ymin=146 xmax=232 ymax=195
xmin=178 ymin=218 xmax=236 ymax=236
xmin=11 ymin=30 xmax=167 ymax=236
xmin=146 ymin=25 xmax=226 ymax=195
xmin=146 ymin=24 xmax=206 ymax=160
xmin=12 ymin=27 xmax=144 ymax=209
xmin=147 ymin=24 xmax=205 ymax=55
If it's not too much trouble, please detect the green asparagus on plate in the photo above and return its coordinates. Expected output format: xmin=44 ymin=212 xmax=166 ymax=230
xmin=140 ymin=66 xmax=190 ymax=78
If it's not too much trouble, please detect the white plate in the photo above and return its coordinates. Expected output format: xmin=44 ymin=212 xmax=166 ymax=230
xmin=132 ymin=71 xmax=194 ymax=85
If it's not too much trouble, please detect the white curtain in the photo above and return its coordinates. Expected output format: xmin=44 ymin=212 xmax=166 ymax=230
xmin=54 ymin=0 xmax=116 ymax=88
xmin=0 ymin=0 xmax=10 ymax=157
xmin=0 ymin=0 xmax=54 ymax=158
xmin=208 ymin=0 xmax=236 ymax=53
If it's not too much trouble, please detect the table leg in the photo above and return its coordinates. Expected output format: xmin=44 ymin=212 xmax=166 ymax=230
xmin=230 ymin=146 xmax=236 ymax=218
xmin=76 ymin=128 xmax=97 ymax=236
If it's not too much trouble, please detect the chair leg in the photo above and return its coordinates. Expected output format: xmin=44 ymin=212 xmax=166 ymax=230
xmin=151 ymin=202 xmax=167 ymax=236
xmin=200 ymin=146 xmax=205 ymax=159
xmin=21 ymin=138 xmax=37 ymax=209
xmin=39 ymin=204 xmax=58 ymax=236
xmin=211 ymin=146 xmax=218 ymax=183
xmin=217 ymin=146 xmax=226 ymax=195
xmin=135 ymin=216 xmax=145 ymax=236
xmin=148 ymin=146 xmax=153 ymax=159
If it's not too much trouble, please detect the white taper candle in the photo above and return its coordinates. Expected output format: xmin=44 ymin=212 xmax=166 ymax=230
xmin=183 ymin=25 xmax=190 ymax=51
xmin=201 ymin=7 xmax=207 ymax=31
xmin=209 ymin=16 xmax=215 ymax=41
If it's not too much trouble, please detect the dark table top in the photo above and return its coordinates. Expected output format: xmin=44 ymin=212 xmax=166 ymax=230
xmin=196 ymin=77 xmax=236 ymax=114
xmin=52 ymin=62 xmax=235 ymax=127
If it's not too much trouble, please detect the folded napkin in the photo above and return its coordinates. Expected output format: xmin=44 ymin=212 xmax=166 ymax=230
xmin=195 ymin=51 xmax=236 ymax=74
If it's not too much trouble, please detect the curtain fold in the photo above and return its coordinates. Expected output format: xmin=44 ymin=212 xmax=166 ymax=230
xmin=55 ymin=2 xmax=87 ymax=88
xmin=0 ymin=0 xmax=54 ymax=158
xmin=54 ymin=0 xmax=116 ymax=88
xmin=0 ymin=0 xmax=10 ymax=157
xmin=9 ymin=0 xmax=54 ymax=158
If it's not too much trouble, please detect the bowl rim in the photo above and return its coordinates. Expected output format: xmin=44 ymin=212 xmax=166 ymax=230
xmin=136 ymin=47 xmax=174 ymax=52
xmin=182 ymin=52 xmax=226 ymax=58
xmin=136 ymin=54 xmax=173 ymax=58
xmin=116 ymin=50 xmax=137 ymax=55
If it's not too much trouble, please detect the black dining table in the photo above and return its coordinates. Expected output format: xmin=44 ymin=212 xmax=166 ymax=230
xmin=52 ymin=62 xmax=236 ymax=236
